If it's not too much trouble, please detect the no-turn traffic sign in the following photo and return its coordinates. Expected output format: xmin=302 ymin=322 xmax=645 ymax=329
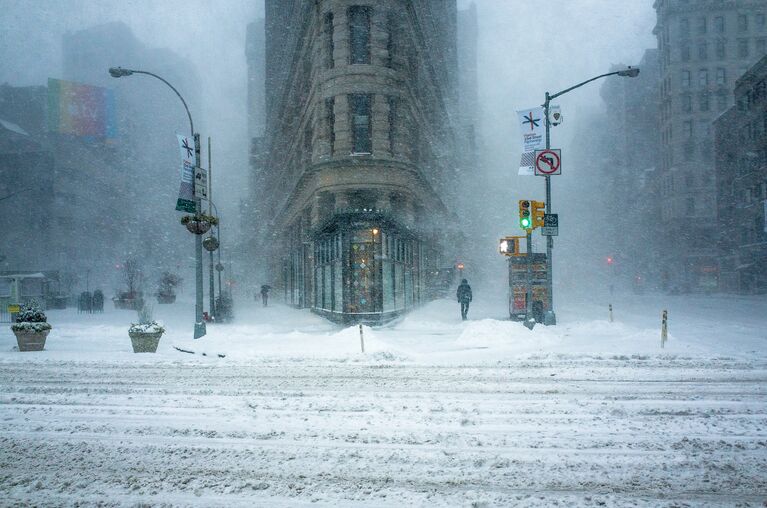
xmin=534 ymin=149 xmax=561 ymax=176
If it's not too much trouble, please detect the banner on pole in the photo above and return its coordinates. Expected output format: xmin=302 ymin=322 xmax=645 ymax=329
xmin=516 ymin=107 xmax=545 ymax=176
xmin=176 ymin=134 xmax=196 ymax=213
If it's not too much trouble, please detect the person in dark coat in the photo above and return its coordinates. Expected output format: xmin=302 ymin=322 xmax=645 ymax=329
xmin=456 ymin=279 xmax=472 ymax=321
xmin=260 ymin=284 xmax=271 ymax=307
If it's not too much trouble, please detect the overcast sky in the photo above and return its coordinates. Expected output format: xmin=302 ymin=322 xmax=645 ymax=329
xmin=1 ymin=0 xmax=656 ymax=237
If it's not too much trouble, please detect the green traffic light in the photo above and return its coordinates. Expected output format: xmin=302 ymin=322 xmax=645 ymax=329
xmin=520 ymin=217 xmax=531 ymax=228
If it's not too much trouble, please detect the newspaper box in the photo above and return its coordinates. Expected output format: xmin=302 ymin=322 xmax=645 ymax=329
xmin=508 ymin=253 xmax=549 ymax=322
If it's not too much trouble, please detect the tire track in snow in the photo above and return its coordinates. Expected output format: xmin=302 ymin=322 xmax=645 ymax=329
xmin=1 ymin=358 xmax=766 ymax=506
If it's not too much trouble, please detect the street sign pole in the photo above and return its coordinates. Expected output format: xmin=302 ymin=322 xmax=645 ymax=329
xmin=524 ymin=230 xmax=534 ymax=329
xmin=543 ymin=93 xmax=556 ymax=325
xmin=193 ymin=133 xmax=206 ymax=339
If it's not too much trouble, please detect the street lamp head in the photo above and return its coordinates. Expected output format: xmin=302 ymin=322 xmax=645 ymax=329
xmin=108 ymin=67 xmax=133 ymax=78
xmin=617 ymin=66 xmax=640 ymax=78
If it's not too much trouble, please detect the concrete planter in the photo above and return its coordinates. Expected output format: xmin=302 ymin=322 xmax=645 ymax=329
xmin=113 ymin=297 xmax=144 ymax=310
xmin=13 ymin=329 xmax=50 ymax=352
xmin=156 ymin=293 xmax=176 ymax=304
xmin=128 ymin=330 xmax=163 ymax=353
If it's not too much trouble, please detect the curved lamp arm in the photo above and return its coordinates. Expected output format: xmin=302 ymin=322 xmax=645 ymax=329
xmin=108 ymin=67 xmax=194 ymax=137
xmin=546 ymin=67 xmax=640 ymax=103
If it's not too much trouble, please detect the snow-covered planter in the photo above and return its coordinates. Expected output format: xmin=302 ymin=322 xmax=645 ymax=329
xmin=11 ymin=301 xmax=52 ymax=352
xmin=128 ymin=305 xmax=165 ymax=353
xmin=156 ymin=272 xmax=182 ymax=304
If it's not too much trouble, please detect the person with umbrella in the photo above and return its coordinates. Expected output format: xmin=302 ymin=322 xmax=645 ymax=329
xmin=260 ymin=284 xmax=272 ymax=307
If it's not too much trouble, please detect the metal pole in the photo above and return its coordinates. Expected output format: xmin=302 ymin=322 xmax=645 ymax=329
xmin=194 ymin=133 xmax=206 ymax=339
xmin=107 ymin=67 xmax=205 ymax=339
xmin=543 ymin=92 xmax=556 ymax=326
xmin=208 ymin=137 xmax=215 ymax=321
xmin=524 ymin=230 xmax=534 ymax=329
xmin=217 ymin=231 xmax=223 ymax=300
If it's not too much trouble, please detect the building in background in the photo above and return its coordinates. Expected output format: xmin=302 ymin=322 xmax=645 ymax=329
xmin=596 ymin=49 xmax=662 ymax=289
xmin=0 ymin=23 xmax=201 ymax=297
xmin=0 ymin=81 xmax=132 ymax=287
xmin=253 ymin=0 xmax=466 ymax=322
xmin=242 ymin=18 xmax=267 ymax=287
xmin=455 ymin=2 xmax=488 ymax=275
xmin=653 ymin=0 xmax=765 ymax=291
xmin=61 ymin=22 xmax=201 ymax=292
xmin=715 ymin=54 xmax=767 ymax=293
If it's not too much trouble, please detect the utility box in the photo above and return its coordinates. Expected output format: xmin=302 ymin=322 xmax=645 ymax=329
xmin=508 ymin=253 xmax=548 ymax=322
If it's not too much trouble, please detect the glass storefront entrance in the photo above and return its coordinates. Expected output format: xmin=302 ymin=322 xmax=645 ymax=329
xmin=349 ymin=229 xmax=379 ymax=314
xmin=306 ymin=220 xmax=422 ymax=323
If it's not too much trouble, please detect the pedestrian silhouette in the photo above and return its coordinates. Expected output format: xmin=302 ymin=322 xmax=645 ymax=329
xmin=456 ymin=279 xmax=472 ymax=321
xmin=260 ymin=284 xmax=271 ymax=307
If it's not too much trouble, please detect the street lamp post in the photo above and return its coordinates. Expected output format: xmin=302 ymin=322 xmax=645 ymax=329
xmin=205 ymin=198 xmax=223 ymax=318
xmin=541 ymin=66 xmax=639 ymax=326
xmin=108 ymin=66 xmax=206 ymax=339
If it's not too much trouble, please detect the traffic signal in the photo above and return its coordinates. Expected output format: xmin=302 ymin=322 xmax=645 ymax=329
xmin=531 ymin=200 xmax=545 ymax=229
xmin=519 ymin=200 xmax=531 ymax=230
xmin=499 ymin=237 xmax=522 ymax=256
xmin=606 ymin=256 xmax=614 ymax=265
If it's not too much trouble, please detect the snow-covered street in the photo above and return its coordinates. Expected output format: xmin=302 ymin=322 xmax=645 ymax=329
xmin=2 ymin=290 xmax=767 ymax=506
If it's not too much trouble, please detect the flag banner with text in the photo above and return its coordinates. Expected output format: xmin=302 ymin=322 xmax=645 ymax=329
xmin=516 ymin=106 xmax=545 ymax=176
xmin=176 ymin=134 xmax=196 ymax=213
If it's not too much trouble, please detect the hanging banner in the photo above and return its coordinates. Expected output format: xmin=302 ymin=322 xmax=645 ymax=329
xmin=548 ymin=104 xmax=563 ymax=126
xmin=176 ymin=134 xmax=196 ymax=213
xmin=516 ymin=106 xmax=545 ymax=176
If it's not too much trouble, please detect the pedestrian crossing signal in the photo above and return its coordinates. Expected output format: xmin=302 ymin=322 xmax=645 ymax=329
xmin=531 ymin=200 xmax=545 ymax=229
xmin=519 ymin=200 xmax=531 ymax=230
xmin=499 ymin=237 xmax=523 ymax=256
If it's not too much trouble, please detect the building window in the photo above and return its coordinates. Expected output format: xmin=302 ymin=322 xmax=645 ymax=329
xmin=387 ymin=96 xmax=398 ymax=155
xmin=683 ymin=94 xmax=692 ymax=112
xmin=325 ymin=97 xmax=335 ymax=155
xmin=684 ymin=120 xmax=693 ymax=137
xmin=698 ymin=42 xmax=708 ymax=60
xmin=349 ymin=93 xmax=371 ymax=154
xmin=680 ymin=18 xmax=690 ymax=37
xmin=681 ymin=45 xmax=691 ymax=61
xmin=682 ymin=69 xmax=691 ymax=87
xmin=714 ymin=16 xmax=724 ymax=34
xmin=757 ymin=38 xmax=766 ymax=55
xmin=697 ymin=16 xmax=707 ymax=35
xmin=386 ymin=11 xmax=396 ymax=68
xmin=715 ymin=16 xmax=725 ymax=34
xmin=738 ymin=14 xmax=748 ymax=32
xmin=715 ymin=39 xmax=726 ymax=59
xmin=686 ymin=197 xmax=695 ymax=215
xmin=716 ymin=67 xmax=726 ymax=85
xmin=324 ymin=12 xmax=334 ymax=69
xmin=717 ymin=91 xmax=729 ymax=110
xmin=757 ymin=13 xmax=766 ymax=30
xmin=698 ymin=68 xmax=708 ymax=87
xmin=699 ymin=92 xmax=710 ymax=112
xmin=348 ymin=6 xmax=371 ymax=65
xmin=738 ymin=39 xmax=749 ymax=58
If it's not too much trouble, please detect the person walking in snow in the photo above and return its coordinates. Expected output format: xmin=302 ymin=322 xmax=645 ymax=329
xmin=260 ymin=284 xmax=271 ymax=307
xmin=456 ymin=279 xmax=472 ymax=321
